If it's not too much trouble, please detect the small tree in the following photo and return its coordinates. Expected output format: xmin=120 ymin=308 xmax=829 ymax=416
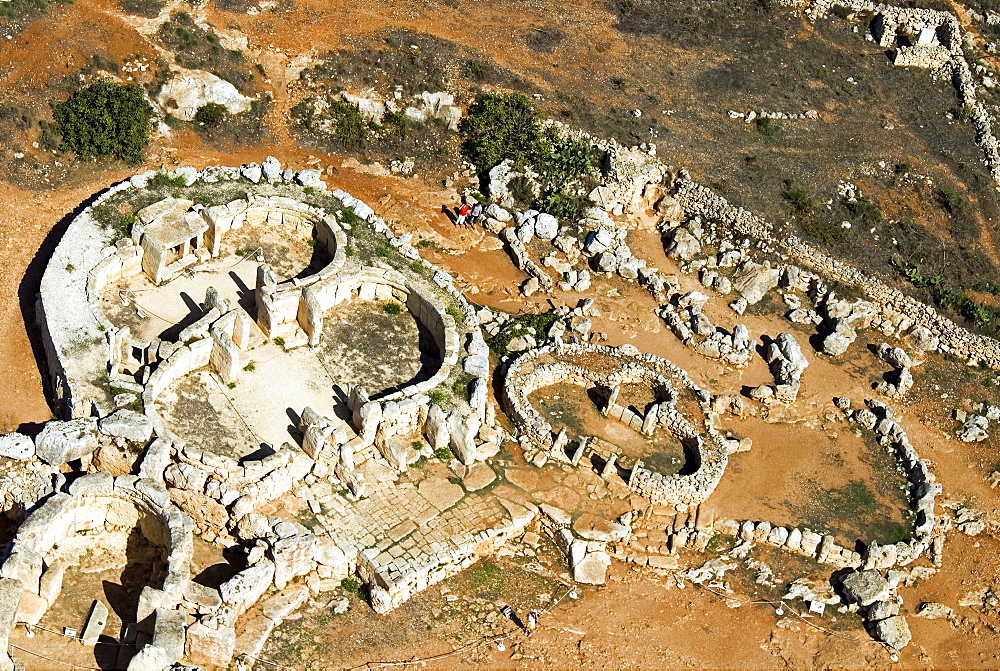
xmin=53 ymin=80 xmax=152 ymax=164
xmin=460 ymin=92 xmax=545 ymax=172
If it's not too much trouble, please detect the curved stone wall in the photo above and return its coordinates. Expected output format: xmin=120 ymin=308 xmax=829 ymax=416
xmin=501 ymin=342 xmax=730 ymax=505
xmin=0 ymin=473 xmax=193 ymax=666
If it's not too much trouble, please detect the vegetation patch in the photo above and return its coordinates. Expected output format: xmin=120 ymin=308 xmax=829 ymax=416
xmin=157 ymin=11 xmax=258 ymax=93
xmin=486 ymin=310 xmax=560 ymax=356
xmin=461 ymin=92 xmax=600 ymax=220
xmin=53 ymin=80 xmax=152 ymax=164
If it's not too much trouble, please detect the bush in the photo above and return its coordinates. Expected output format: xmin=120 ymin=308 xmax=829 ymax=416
xmin=460 ymin=92 xmax=546 ymax=172
xmin=53 ymin=80 xmax=152 ymax=163
xmin=340 ymin=577 xmax=360 ymax=593
xmin=194 ymin=102 xmax=228 ymax=126
xmin=434 ymin=446 xmax=452 ymax=461
xmin=781 ymin=179 xmax=817 ymax=218
xmin=937 ymin=185 xmax=969 ymax=215
xmin=383 ymin=302 xmax=402 ymax=315
xmin=293 ymin=98 xmax=367 ymax=151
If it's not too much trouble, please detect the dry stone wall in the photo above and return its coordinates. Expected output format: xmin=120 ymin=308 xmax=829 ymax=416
xmin=501 ymin=342 xmax=730 ymax=505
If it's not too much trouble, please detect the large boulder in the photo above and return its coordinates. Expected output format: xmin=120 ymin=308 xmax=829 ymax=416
xmin=0 ymin=433 xmax=33 ymax=460
xmin=873 ymin=615 xmax=912 ymax=649
xmin=533 ymin=213 xmax=559 ymax=240
xmin=573 ymin=549 xmax=611 ymax=585
xmin=822 ymin=319 xmax=857 ymax=356
xmin=34 ymin=418 xmax=99 ymax=465
xmin=732 ymin=261 xmax=780 ymax=304
xmin=156 ymin=69 xmax=254 ymax=121
xmin=99 ymin=409 xmax=154 ymax=443
xmin=841 ymin=570 xmax=890 ymax=606
xmin=667 ymin=229 xmax=701 ymax=260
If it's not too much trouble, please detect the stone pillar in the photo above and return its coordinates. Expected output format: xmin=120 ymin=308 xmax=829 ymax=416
xmin=570 ymin=437 xmax=589 ymax=466
xmin=302 ymin=424 xmax=333 ymax=461
xmin=640 ymin=406 xmax=658 ymax=436
xmin=255 ymin=264 xmax=277 ymax=336
xmin=605 ymin=385 xmax=620 ymax=411
xmin=628 ymin=459 xmax=642 ymax=487
xmin=0 ymin=577 xmax=23 ymax=671
xmin=297 ymin=287 xmax=323 ymax=348
xmin=601 ymin=453 xmax=618 ymax=479
xmin=551 ymin=427 xmax=567 ymax=456
xmin=210 ymin=328 xmax=240 ymax=385
xmin=232 ymin=311 xmax=252 ymax=349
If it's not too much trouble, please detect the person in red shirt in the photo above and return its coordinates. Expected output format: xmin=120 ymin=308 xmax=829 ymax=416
xmin=456 ymin=202 xmax=471 ymax=226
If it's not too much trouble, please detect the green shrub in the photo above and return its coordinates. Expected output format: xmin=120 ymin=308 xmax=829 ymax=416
xmin=781 ymin=179 xmax=817 ymax=218
xmin=487 ymin=311 xmax=560 ymax=355
xmin=292 ymin=97 xmax=367 ymax=151
xmin=460 ymin=92 xmax=546 ymax=172
xmin=340 ymin=577 xmax=360 ymax=593
xmin=937 ymin=185 xmax=969 ymax=215
xmin=383 ymin=302 xmax=402 ymax=315
xmin=53 ymin=80 xmax=152 ymax=163
xmin=846 ymin=196 xmax=883 ymax=226
xmin=434 ymin=446 xmax=452 ymax=460
xmin=194 ymin=102 xmax=228 ymax=126
xmin=755 ymin=116 xmax=779 ymax=137
xmin=428 ymin=389 xmax=447 ymax=404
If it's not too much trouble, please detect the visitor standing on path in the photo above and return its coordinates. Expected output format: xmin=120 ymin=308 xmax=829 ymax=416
xmin=469 ymin=202 xmax=483 ymax=227
xmin=456 ymin=201 xmax=470 ymax=227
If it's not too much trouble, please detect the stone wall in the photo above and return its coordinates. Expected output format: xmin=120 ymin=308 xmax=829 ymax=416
xmin=673 ymin=178 xmax=1000 ymax=367
xmin=501 ymin=342 xmax=730 ymax=505
xmin=0 ymin=473 xmax=193 ymax=668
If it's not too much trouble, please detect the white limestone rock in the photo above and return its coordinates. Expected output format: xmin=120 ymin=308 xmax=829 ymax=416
xmin=156 ymin=69 xmax=255 ymax=121
xmin=99 ymin=409 xmax=154 ymax=443
xmin=34 ymin=418 xmax=99 ymax=465
xmin=534 ymin=212 xmax=559 ymax=240
xmin=0 ymin=433 xmax=33 ymax=460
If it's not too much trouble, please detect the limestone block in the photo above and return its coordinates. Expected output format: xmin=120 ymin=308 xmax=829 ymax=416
xmin=463 ymin=354 xmax=490 ymax=378
xmin=261 ymin=587 xmax=309 ymax=622
xmin=424 ymin=405 xmax=450 ymax=450
xmin=0 ymin=434 xmax=33 ymax=461
xmin=220 ymin=561 xmax=274 ymax=615
xmin=82 ymin=600 xmax=109 ymax=645
xmin=185 ymin=621 xmax=236 ymax=668
xmin=14 ymin=592 xmax=45 ymax=626
xmin=68 ymin=471 xmax=114 ymax=496
xmin=462 ymin=463 xmax=496 ymax=492
xmin=34 ymin=418 xmax=99 ymax=465
xmin=38 ymin=560 xmax=65 ymax=607
xmin=98 ymin=410 xmax=154 ymax=443
xmin=272 ymin=535 xmax=316 ymax=588
xmin=800 ymin=530 xmax=822 ymax=555
xmin=572 ymin=513 xmax=629 ymax=543
xmin=137 ymin=439 xmax=172 ymax=482
xmin=151 ymin=608 xmax=185 ymax=661
xmin=127 ymin=645 xmax=172 ymax=671
xmin=841 ymin=570 xmax=890 ymax=606
xmin=233 ymin=615 xmax=274 ymax=659
xmin=1 ymin=548 xmax=42 ymax=595
xmin=448 ymin=414 xmax=478 ymax=465
xmin=313 ymin=539 xmax=349 ymax=579
xmin=573 ymin=550 xmax=611 ymax=585
xmin=873 ymin=615 xmax=912 ymax=650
